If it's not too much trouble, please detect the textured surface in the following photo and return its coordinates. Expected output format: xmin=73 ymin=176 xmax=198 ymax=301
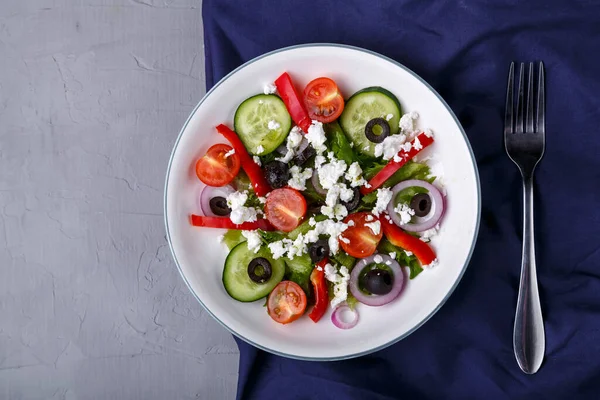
xmin=0 ymin=1 xmax=239 ymax=399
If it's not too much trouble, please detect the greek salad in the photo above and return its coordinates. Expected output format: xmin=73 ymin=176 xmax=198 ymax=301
xmin=189 ymin=73 xmax=445 ymax=329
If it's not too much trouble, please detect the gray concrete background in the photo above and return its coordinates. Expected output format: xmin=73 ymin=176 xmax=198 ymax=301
xmin=0 ymin=1 xmax=240 ymax=399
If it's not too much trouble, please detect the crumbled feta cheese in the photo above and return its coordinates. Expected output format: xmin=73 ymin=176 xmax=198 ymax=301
xmin=267 ymin=120 xmax=280 ymax=130
xmin=306 ymin=120 xmax=327 ymax=154
xmin=224 ymin=148 xmax=235 ymax=158
xmin=424 ymin=128 xmax=434 ymax=138
xmin=263 ymin=82 xmax=277 ymax=94
xmin=394 ymin=203 xmax=415 ymax=225
xmin=321 ymin=205 xmax=335 ymax=219
xmin=333 ymin=204 xmax=348 ymax=221
xmin=386 ymin=113 xmax=394 ymax=121
xmin=242 ymin=230 xmax=262 ymax=253
xmin=226 ymin=191 xmax=248 ymax=210
xmin=309 ymin=217 xmax=316 ymax=227
xmin=349 ymin=142 xmax=354 ymax=148
xmin=385 ymin=260 xmax=392 ymax=265
xmin=365 ymin=214 xmax=374 ymax=222
xmin=230 ymin=207 xmax=258 ymax=224
xmin=413 ymin=136 xmax=423 ymax=151
xmin=257 ymin=196 xmax=266 ymax=204
xmin=325 ymin=266 xmax=350 ymax=308
xmin=226 ymin=191 xmax=259 ymax=224
xmin=321 ymin=204 xmax=347 ymax=221
xmin=373 ymin=254 xmax=383 ymax=264
xmin=318 ymin=158 xmax=347 ymax=190
xmin=340 ymin=236 xmax=350 ymax=244
xmin=303 ymin=219 xmax=349 ymax=254
xmin=347 ymin=220 xmax=355 ymax=227
xmin=365 ymin=220 xmax=381 ymax=235
xmin=268 ymin=239 xmax=291 ymax=259
xmin=344 ymin=162 xmax=366 ymax=187
xmin=324 ymin=263 xmax=338 ymax=282
xmin=404 ymin=250 xmax=413 ymax=256
xmin=339 ymin=184 xmax=354 ymax=202
xmin=288 ymin=166 xmax=312 ymax=191
xmin=364 ymin=182 xmax=372 ymax=189
xmin=374 ymin=134 xmax=407 ymax=160
xmin=276 ymin=126 xmax=304 ymax=163
xmin=389 ymin=251 xmax=396 ymax=259
xmin=217 ymin=234 xmax=224 ymax=243
xmin=255 ymin=145 xmax=265 ymax=154
xmin=399 ymin=111 xmax=419 ymax=134
xmin=400 ymin=141 xmax=413 ymax=153
xmin=252 ymin=155 xmax=261 ymax=166
xmin=373 ymin=188 xmax=393 ymax=216
xmin=420 ymin=225 xmax=439 ymax=241
xmin=314 ymin=154 xmax=326 ymax=168
xmin=287 ymin=233 xmax=307 ymax=259
xmin=423 ymin=258 xmax=439 ymax=268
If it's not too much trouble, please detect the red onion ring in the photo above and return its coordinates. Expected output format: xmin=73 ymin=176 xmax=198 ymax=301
xmin=331 ymin=304 xmax=359 ymax=329
xmin=198 ymin=185 xmax=235 ymax=217
xmin=311 ymin=169 xmax=327 ymax=196
xmin=386 ymin=179 xmax=444 ymax=232
xmin=349 ymin=254 xmax=405 ymax=307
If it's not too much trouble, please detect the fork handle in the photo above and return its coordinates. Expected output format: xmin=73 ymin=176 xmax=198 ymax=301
xmin=513 ymin=175 xmax=545 ymax=374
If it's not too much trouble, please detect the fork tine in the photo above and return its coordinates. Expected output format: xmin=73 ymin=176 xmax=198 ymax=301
xmin=526 ymin=62 xmax=535 ymax=133
xmin=515 ymin=63 xmax=525 ymax=133
xmin=537 ymin=62 xmax=545 ymax=134
xmin=504 ymin=62 xmax=514 ymax=135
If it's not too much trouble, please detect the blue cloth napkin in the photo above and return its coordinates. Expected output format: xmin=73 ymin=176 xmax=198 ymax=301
xmin=202 ymin=1 xmax=600 ymax=398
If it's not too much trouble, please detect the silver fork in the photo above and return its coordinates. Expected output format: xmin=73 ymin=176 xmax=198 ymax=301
xmin=504 ymin=61 xmax=546 ymax=374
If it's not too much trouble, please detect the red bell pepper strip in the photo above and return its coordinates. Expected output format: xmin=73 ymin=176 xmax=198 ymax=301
xmin=379 ymin=216 xmax=436 ymax=266
xmin=190 ymin=214 xmax=275 ymax=231
xmin=361 ymin=133 xmax=434 ymax=195
xmin=274 ymin=72 xmax=312 ymax=133
xmin=216 ymin=124 xmax=271 ymax=197
xmin=308 ymin=259 xmax=329 ymax=323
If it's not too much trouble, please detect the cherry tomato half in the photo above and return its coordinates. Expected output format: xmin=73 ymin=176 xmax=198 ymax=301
xmin=303 ymin=77 xmax=345 ymax=123
xmin=195 ymin=143 xmax=241 ymax=187
xmin=339 ymin=212 xmax=383 ymax=258
xmin=267 ymin=281 xmax=307 ymax=324
xmin=264 ymin=188 xmax=307 ymax=232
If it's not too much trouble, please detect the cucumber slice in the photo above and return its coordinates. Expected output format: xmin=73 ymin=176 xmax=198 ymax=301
xmin=339 ymin=87 xmax=402 ymax=157
xmin=234 ymin=94 xmax=292 ymax=156
xmin=222 ymin=242 xmax=285 ymax=302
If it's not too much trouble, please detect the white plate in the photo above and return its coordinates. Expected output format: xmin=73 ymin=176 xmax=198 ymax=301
xmin=164 ymin=44 xmax=480 ymax=360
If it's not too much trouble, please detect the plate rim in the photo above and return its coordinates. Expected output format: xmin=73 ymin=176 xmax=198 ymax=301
xmin=164 ymin=43 xmax=482 ymax=361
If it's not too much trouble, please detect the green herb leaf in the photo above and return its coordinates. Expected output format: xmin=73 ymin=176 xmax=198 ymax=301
xmin=222 ymin=230 xmax=245 ymax=250
xmin=382 ymin=161 xmax=434 ymax=188
xmin=394 ymin=186 xmax=429 ymax=206
xmin=377 ymin=239 xmax=423 ymax=279
xmin=259 ymin=152 xmax=277 ymax=165
xmin=331 ymin=251 xmax=356 ymax=271
xmin=257 ymin=229 xmax=286 ymax=244
xmin=356 ymin=191 xmax=378 ymax=212
xmin=288 ymin=214 xmax=327 ymax=240
xmin=345 ymin=293 xmax=359 ymax=310
xmin=232 ymin=171 xmax=253 ymax=193
xmin=325 ymin=121 xmax=358 ymax=165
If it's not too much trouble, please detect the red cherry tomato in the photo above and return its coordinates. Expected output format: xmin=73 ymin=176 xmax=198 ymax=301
xmin=195 ymin=143 xmax=240 ymax=187
xmin=303 ymin=77 xmax=345 ymax=123
xmin=339 ymin=212 xmax=383 ymax=258
xmin=264 ymin=188 xmax=307 ymax=232
xmin=267 ymin=281 xmax=307 ymax=324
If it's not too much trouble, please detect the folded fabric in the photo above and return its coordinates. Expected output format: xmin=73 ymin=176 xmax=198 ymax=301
xmin=202 ymin=1 xmax=600 ymax=398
